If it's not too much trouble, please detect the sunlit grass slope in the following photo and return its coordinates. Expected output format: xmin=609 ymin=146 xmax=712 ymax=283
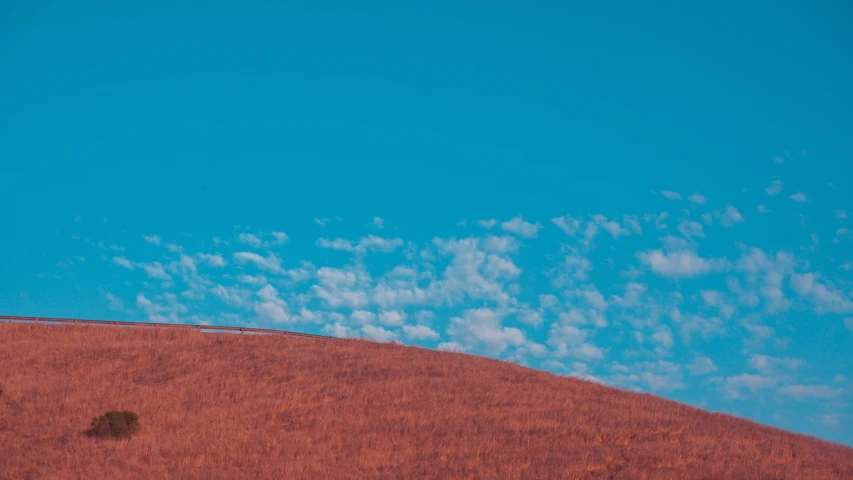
xmin=1 ymin=323 xmax=852 ymax=479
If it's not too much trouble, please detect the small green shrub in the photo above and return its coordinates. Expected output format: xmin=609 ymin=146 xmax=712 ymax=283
xmin=87 ymin=410 xmax=139 ymax=439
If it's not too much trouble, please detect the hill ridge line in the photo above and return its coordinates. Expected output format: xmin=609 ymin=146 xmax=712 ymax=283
xmin=0 ymin=314 xmax=336 ymax=340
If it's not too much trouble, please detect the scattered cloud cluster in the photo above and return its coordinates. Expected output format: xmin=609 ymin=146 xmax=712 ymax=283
xmin=69 ymin=172 xmax=853 ymax=440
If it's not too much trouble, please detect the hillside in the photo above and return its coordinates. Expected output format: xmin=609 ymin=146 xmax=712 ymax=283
xmin=1 ymin=323 xmax=852 ymax=479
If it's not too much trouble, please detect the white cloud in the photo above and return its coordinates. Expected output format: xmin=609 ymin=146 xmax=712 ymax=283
xmin=765 ymin=179 xmax=783 ymax=196
xmin=316 ymin=235 xmax=404 ymax=255
xmin=608 ymin=360 xmax=685 ymax=392
xmin=845 ymin=318 xmax=853 ymax=334
xmin=236 ymin=232 xmax=289 ymax=248
xmin=402 ymin=324 xmax=440 ymax=341
xmin=649 ymin=327 xmax=674 ymax=351
xmin=556 ymin=248 xmax=592 ymax=285
xmin=178 ymin=254 xmax=197 ymax=274
xmin=547 ymin=323 xmax=604 ymax=361
xmin=414 ymin=310 xmax=436 ymax=324
xmin=237 ymin=233 xmax=263 ymax=248
xmin=373 ymin=283 xmax=429 ymax=309
xmin=701 ymin=290 xmax=735 ymax=319
xmin=580 ymin=287 xmax=608 ymax=311
xmin=323 ymin=322 xmax=354 ymax=338
xmin=437 ymin=342 xmax=465 ymax=353
xmin=448 ymin=308 xmax=526 ymax=356
xmin=773 ymin=155 xmax=785 ymax=165
xmin=112 ymin=256 xmax=135 ymax=269
xmin=477 ymin=219 xmax=498 ymax=229
xmin=135 ymin=293 xmax=158 ymax=315
xmin=378 ymin=310 xmax=407 ymax=326
xmin=135 ymin=292 xmax=187 ymax=323
xmin=687 ymin=356 xmax=717 ymax=375
xmin=688 ymin=193 xmax=707 ymax=205
xmin=210 ymin=284 xmax=251 ymax=307
xmin=271 ymin=231 xmax=289 ymax=245
xmin=481 ymin=235 xmax=519 ymax=254
xmin=779 ymin=385 xmax=843 ymax=401
xmin=743 ymin=323 xmax=775 ymax=346
xmin=254 ymin=284 xmax=291 ymax=323
xmin=315 ymin=217 xmax=342 ymax=226
xmin=813 ymin=413 xmax=851 ymax=427
xmin=714 ymin=373 xmax=778 ymax=399
xmin=721 ymin=205 xmax=744 ymax=226
xmin=311 ymin=267 xmax=371 ymax=309
xmin=733 ymin=247 xmax=796 ymax=313
xmin=757 ymin=204 xmax=770 ymax=214
xmin=236 ymin=274 xmax=267 ymax=285
xmin=551 ymin=215 xmax=582 ymax=236
xmin=355 ymin=235 xmax=404 ymax=254
xmin=644 ymin=211 xmax=669 ymax=231
xmin=316 ymin=238 xmax=354 ymax=251
xmin=610 ymin=282 xmax=647 ymax=309
xmin=197 ymin=253 xmax=226 ymax=267
xmin=622 ymin=215 xmax=643 ymax=235
xmin=105 ymin=292 xmax=124 ymax=311
xmin=748 ymin=354 xmax=802 ymax=376
xmin=361 ymin=324 xmax=397 ymax=342
xmin=557 ymin=308 xmax=607 ymax=328
xmin=838 ymin=209 xmax=849 ymax=219
xmin=790 ymin=192 xmax=807 ymax=202
xmin=703 ymin=205 xmax=745 ymax=227
xmin=373 ymin=217 xmax=385 ymax=229
xmin=702 ymin=205 xmax=744 ymax=228
xmin=143 ymin=262 xmax=172 ymax=281
xmin=677 ymin=220 xmax=705 ymax=238
xmin=516 ymin=308 xmax=544 ymax=327
xmin=677 ymin=314 xmax=724 ymax=343
xmin=431 ymin=237 xmax=521 ymax=306
xmin=637 ymin=249 xmax=726 ymax=278
xmin=143 ymin=235 xmax=161 ymax=245
xmin=233 ymin=252 xmax=283 ymax=274
xmin=500 ymin=216 xmax=542 ymax=238
xmin=591 ymin=215 xmax=632 ymax=238
xmin=791 ymin=272 xmax=853 ymax=314
xmin=661 ymin=190 xmax=682 ymax=200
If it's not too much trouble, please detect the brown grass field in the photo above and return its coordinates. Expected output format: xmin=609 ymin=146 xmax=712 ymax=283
xmin=1 ymin=323 xmax=852 ymax=479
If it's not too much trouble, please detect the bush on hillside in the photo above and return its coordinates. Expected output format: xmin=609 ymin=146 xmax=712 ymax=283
xmin=87 ymin=410 xmax=139 ymax=439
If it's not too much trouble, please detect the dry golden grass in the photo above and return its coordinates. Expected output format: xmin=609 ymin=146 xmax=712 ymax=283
xmin=1 ymin=323 xmax=852 ymax=479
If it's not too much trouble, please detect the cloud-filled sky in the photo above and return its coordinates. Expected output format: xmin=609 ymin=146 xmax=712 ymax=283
xmin=2 ymin=1 xmax=852 ymax=446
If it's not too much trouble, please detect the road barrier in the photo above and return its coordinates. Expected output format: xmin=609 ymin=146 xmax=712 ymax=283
xmin=0 ymin=315 xmax=335 ymax=340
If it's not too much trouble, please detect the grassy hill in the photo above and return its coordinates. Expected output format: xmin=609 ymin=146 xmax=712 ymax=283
xmin=1 ymin=323 xmax=852 ymax=479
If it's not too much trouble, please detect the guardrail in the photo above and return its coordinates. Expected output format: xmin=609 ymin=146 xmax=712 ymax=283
xmin=0 ymin=315 xmax=336 ymax=340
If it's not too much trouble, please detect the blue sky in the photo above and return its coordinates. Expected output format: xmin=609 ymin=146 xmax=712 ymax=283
xmin=2 ymin=0 xmax=853 ymax=445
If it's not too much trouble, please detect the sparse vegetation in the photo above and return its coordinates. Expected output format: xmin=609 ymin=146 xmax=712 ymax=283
xmin=1 ymin=322 xmax=852 ymax=479
xmin=87 ymin=410 xmax=139 ymax=439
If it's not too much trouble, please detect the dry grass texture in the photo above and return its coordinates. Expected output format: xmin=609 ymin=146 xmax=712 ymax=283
xmin=1 ymin=323 xmax=852 ymax=479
